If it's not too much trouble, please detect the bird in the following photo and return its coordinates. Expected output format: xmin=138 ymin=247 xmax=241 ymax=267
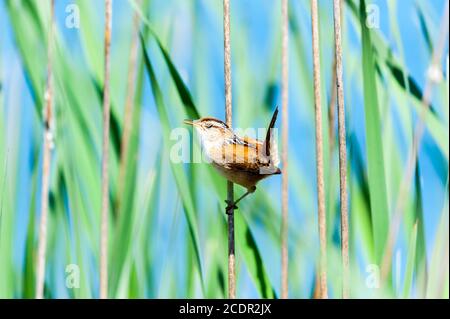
xmin=184 ymin=107 xmax=281 ymax=213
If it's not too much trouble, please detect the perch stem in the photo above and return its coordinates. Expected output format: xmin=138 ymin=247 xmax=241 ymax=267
xmin=223 ymin=0 xmax=235 ymax=299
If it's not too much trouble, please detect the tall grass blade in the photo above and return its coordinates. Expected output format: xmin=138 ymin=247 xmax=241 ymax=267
xmin=359 ymin=0 xmax=390 ymax=263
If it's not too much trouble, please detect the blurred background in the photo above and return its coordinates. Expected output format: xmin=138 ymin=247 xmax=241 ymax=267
xmin=0 ymin=0 xmax=448 ymax=298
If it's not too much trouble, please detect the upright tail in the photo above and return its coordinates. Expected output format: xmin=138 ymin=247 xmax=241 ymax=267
xmin=263 ymin=107 xmax=280 ymax=166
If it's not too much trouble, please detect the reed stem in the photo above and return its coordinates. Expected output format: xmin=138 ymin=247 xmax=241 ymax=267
xmin=281 ymin=0 xmax=289 ymax=300
xmin=223 ymin=0 xmax=235 ymax=299
xmin=100 ymin=0 xmax=112 ymax=299
xmin=332 ymin=0 xmax=349 ymax=299
xmin=35 ymin=0 xmax=54 ymax=299
xmin=311 ymin=0 xmax=328 ymax=299
xmin=328 ymin=56 xmax=337 ymax=154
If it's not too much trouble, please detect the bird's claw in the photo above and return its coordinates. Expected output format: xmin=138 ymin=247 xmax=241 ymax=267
xmin=225 ymin=200 xmax=238 ymax=215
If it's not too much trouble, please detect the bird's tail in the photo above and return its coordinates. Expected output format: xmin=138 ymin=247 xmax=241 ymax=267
xmin=263 ymin=107 xmax=280 ymax=167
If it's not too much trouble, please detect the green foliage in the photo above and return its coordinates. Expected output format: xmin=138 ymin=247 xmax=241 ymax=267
xmin=359 ymin=0 xmax=390 ymax=263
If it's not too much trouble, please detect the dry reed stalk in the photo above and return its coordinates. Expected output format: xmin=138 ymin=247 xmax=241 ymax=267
xmin=332 ymin=0 xmax=349 ymax=299
xmin=36 ymin=0 xmax=54 ymax=299
xmin=117 ymin=6 xmax=140 ymax=212
xmin=328 ymin=56 xmax=337 ymax=153
xmin=281 ymin=0 xmax=289 ymax=300
xmin=310 ymin=0 xmax=328 ymax=299
xmin=100 ymin=0 xmax=112 ymax=299
xmin=223 ymin=0 xmax=235 ymax=299
xmin=381 ymin=0 xmax=449 ymax=282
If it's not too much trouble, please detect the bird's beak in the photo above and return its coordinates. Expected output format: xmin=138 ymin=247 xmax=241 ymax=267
xmin=184 ymin=119 xmax=195 ymax=126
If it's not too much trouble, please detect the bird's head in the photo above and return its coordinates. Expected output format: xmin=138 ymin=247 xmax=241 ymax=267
xmin=184 ymin=117 xmax=233 ymax=147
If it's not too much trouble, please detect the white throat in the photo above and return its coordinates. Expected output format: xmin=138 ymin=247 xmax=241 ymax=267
xmin=195 ymin=127 xmax=225 ymax=156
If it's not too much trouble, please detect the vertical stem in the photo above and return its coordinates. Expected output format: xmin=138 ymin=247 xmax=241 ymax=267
xmin=381 ymin=0 xmax=449 ymax=282
xmin=223 ymin=0 xmax=235 ymax=299
xmin=226 ymin=181 xmax=235 ymax=298
xmin=310 ymin=0 xmax=328 ymax=299
xmin=332 ymin=0 xmax=349 ymax=299
xmin=280 ymin=0 xmax=289 ymax=299
xmin=100 ymin=0 xmax=112 ymax=299
xmin=328 ymin=56 xmax=337 ymax=154
xmin=36 ymin=0 xmax=54 ymax=300
xmin=117 ymin=6 xmax=140 ymax=213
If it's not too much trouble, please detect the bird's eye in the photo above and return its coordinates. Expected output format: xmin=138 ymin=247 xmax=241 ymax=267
xmin=205 ymin=123 xmax=213 ymax=129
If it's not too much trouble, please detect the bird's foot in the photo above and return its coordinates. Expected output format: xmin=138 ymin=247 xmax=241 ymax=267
xmin=225 ymin=200 xmax=238 ymax=215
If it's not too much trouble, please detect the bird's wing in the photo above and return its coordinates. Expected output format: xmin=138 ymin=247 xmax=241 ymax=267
xmin=214 ymin=142 xmax=263 ymax=173
xmin=242 ymin=136 xmax=263 ymax=149
xmin=240 ymin=135 xmax=281 ymax=169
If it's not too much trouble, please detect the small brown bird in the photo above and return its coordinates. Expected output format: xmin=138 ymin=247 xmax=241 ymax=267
xmin=184 ymin=108 xmax=281 ymax=212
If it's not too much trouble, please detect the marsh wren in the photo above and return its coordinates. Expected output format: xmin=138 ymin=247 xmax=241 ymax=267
xmin=184 ymin=108 xmax=281 ymax=212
